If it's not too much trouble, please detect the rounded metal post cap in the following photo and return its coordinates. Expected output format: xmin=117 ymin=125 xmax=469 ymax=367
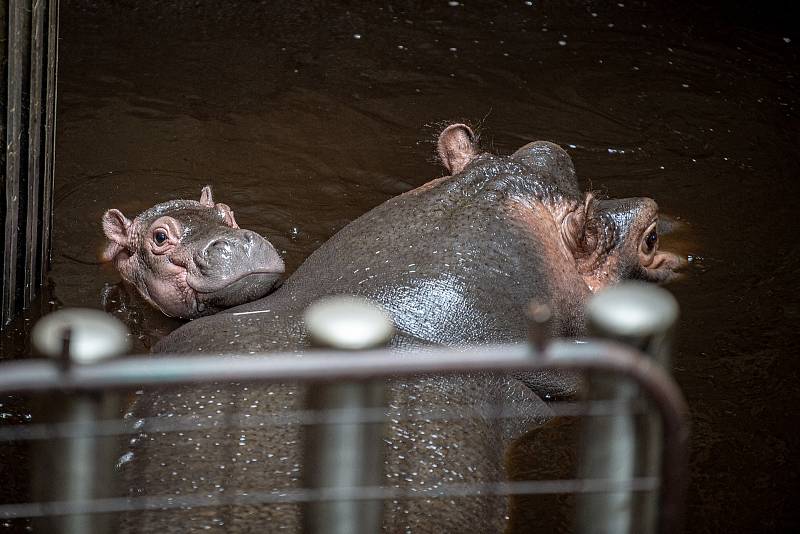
xmin=304 ymin=295 xmax=395 ymax=350
xmin=587 ymin=281 xmax=679 ymax=338
xmin=32 ymin=308 xmax=130 ymax=364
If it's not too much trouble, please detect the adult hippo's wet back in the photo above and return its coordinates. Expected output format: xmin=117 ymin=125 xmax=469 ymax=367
xmin=115 ymin=124 xmax=682 ymax=533
xmin=157 ymin=124 xmax=681 ymax=381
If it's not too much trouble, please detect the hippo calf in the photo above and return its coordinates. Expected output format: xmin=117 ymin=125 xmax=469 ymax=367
xmin=101 ymin=186 xmax=284 ymax=319
xmin=108 ymin=124 xmax=682 ymax=532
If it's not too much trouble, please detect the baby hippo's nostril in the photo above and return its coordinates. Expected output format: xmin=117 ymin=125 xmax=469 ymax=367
xmin=204 ymin=238 xmax=233 ymax=258
xmin=242 ymin=231 xmax=256 ymax=246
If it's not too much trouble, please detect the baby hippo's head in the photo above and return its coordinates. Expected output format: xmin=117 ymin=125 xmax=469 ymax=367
xmin=101 ymin=186 xmax=284 ymax=319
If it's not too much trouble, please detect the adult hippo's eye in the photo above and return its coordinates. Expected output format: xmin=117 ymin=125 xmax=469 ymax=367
xmin=154 ymin=230 xmax=169 ymax=245
xmin=644 ymin=229 xmax=658 ymax=253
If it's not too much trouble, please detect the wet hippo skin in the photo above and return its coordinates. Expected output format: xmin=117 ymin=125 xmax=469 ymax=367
xmin=117 ymin=124 xmax=681 ymax=532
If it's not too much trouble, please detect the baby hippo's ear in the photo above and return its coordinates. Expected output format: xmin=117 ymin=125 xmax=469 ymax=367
xmin=101 ymin=209 xmax=133 ymax=262
xmin=216 ymin=202 xmax=239 ymax=228
xmin=437 ymin=123 xmax=479 ymax=175
xmin=200 ymin=185 xmax=238 ymax=227
xmin=199 ymin=185 xmax=215 ymax=208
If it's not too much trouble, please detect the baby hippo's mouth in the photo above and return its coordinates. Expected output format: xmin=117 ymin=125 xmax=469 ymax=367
xmin=193 ymin=271 xmax=283 ymax=313
xmin=188 ymin=268 xmax=283 ymax=295
xmin=640 ymin=250 xmax=686 ymax=284
xmin=186 ymin=248 xmax=286 ymax=316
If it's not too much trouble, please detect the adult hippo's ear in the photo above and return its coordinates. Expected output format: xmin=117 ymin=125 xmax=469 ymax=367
xmin=101 ymin=209 xmax=133 ymax=262
xmin=199 ymin=185 xmax=215 ymax=208
xmin=437 ymin=123 xmax=479 ymax=175
xmin=560 ymin=193 xmax=597 ymax=256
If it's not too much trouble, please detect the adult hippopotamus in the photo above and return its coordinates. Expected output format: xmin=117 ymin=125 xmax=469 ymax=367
xmin=110 ymin=124 xmax=682 ymax=533
xmin=155 ymin=124 xmax=680 ymax=365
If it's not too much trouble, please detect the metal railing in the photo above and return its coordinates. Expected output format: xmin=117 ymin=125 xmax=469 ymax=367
xmin=0 ymin=284 xmax=689 ymax=533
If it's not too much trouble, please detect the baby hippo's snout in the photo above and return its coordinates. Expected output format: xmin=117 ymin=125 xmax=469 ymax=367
xmin=186 ymin=227 xmax=285 ymax=316
xmin=196 ymin=230 xmax=274 ymax=271
xmin=189 ymin=228 xmax=285 ymax=315
xmin=190 ymin=228 xmax=284 ymax=289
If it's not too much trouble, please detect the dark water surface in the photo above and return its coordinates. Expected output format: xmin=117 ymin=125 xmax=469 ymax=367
xmin=2 ymin=0 xmax=798 ymax=532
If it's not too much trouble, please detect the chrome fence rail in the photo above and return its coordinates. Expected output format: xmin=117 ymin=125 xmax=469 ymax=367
xmin=0 ymin=285 xmax=689 ymax=533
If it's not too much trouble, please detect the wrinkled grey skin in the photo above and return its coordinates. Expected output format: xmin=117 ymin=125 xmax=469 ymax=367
xmin=119 ymin=125 xmax=682 ymax=532
xmin=102 ymin=186 xmax=285 ymax=319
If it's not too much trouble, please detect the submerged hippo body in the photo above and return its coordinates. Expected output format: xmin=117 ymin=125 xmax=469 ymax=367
xmin=116 ymin=125 xmax=681 ymax=532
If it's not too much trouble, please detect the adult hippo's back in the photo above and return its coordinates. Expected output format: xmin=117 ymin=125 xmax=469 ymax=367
xmin=158 ymin=124 xmax=681 ymax=395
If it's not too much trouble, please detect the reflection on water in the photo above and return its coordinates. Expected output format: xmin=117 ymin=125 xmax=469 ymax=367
xmin=1 ymin=0 xmax=797 ymax=532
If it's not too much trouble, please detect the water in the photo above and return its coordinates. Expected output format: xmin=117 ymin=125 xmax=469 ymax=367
xmin=1 ymin=0 xmax=798 ymax=532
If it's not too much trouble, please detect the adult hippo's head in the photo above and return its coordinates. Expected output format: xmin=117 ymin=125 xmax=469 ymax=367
xmin=101 ymin=186 xmax=284 ymax=319
xmin=438 ymin=123 xmax=684 ymax=294
xmin=576 ymin=195 xmax=684 ymax=290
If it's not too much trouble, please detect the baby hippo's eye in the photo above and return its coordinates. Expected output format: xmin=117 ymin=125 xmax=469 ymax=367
xmin=644 ymin=229 xmax=658 ymax=252
xmin=154 ymin=230 xmax=169 ymax=245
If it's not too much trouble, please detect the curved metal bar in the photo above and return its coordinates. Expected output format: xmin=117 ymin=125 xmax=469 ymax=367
xmin=0 ymin=340 xmax=666 ymax=390
xmin=0 ymin=477 xmax=662 ymax=520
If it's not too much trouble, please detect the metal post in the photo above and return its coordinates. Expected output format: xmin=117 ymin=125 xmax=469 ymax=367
xmin=526 ymin=301 xmax=552 ymax=353
xmin=302 ymin=296 xmax=394 ymax=534
xmin=30 ymin=308 xmax=130 ymax=534
xmin=576 ymin=282 xmax=679 ymax=534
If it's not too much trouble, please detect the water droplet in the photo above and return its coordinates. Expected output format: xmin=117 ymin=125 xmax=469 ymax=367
xmin=116 ymin=451 xmax=134 ymax=468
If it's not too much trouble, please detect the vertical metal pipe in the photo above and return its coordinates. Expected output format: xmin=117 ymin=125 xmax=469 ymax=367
xmin=302 ymin=296 xmax=394 ymax=534
xmin=2 ymin=0 xmax=29 ymax=325
xmin=0 ymin=2 xmax=6 ymax=302
xmin=31 ymin=309 xmax=130 ymax=534
xmin=40 ymin=0 xmax=59 ymax=286
xmin=25 ymin=0 xmax=47 ymax=305
xmin=576 ymin=282 xmax=678 ymax=534
xmin=526 ymin=302 xmax=552 ymax=353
